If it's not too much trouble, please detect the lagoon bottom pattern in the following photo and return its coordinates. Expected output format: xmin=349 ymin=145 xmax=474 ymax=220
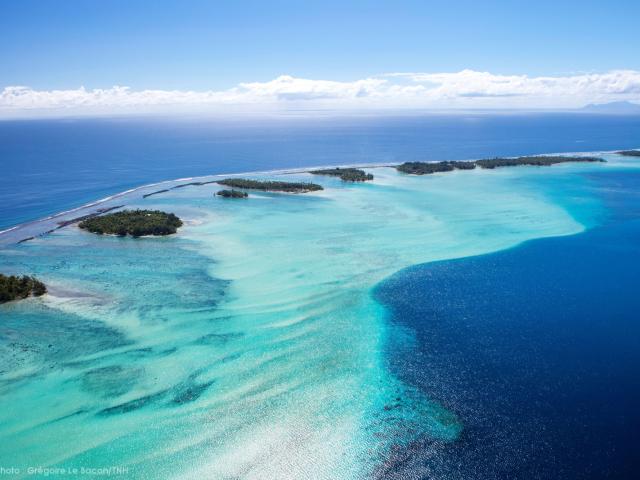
xmin=1 ymin=153 xmax=639 ymax=479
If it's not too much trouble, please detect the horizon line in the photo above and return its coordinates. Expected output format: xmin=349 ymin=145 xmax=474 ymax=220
xmin=1 ymin=69 xmax=640 ymax=119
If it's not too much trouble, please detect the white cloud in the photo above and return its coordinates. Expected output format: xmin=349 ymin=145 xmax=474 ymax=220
xmin=238 ymin=75 xmax=387 ymax=101
xmin=2 ymin=70 xmax=640 ymax=118
xmin=387 ymin=69 xmax=640 ymax=99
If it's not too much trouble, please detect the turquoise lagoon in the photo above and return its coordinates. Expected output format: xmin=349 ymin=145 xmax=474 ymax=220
xmin=0 ymin=153 xmax=635 ymax=478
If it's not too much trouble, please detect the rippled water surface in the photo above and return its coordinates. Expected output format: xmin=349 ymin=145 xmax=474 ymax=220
xmin=1 ymin=152 xmax=639 ymax=478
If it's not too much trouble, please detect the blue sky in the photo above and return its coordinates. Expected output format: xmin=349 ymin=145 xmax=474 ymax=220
xmin=1 ymin=0 xmax=639 ymax=116
xmin=2 ymin=0 xmax=639 ymax=89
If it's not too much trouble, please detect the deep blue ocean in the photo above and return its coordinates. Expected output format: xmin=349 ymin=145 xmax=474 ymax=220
xmin=1 ymin=113 xmax=640 ymax=230
xmin=375 ymin=169 xmax=640 ymax=479
xmin=2 ymin=114 xmax=640 ymax=478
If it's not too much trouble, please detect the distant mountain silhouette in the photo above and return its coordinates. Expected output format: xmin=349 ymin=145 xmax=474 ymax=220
xmin=580 ymin=101 xmax=640 ymax=114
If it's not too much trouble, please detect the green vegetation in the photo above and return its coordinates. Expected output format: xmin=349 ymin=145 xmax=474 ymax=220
xmin=475 ymin=155 xmax=604 ymax=169
xmin=310 ymin=168 xmax=374 ymax=182
xmin=397 ymin=156 xmax=604 ymax=175
xmin=143 ymin=189 xmax=170 ymax=198
xmin=171 ymin=180 xmax=217 ymax=189
xmin=78 ymin=209 xmax=183 ymax=237
xmin=217 ymin=178 xmax=323 ymax=193
xmin=0 ymin=274 xmax=46 ymax=303
xmin=451 ymin=161 xmax=477 ymax=170
xmin=217 ymin=189 xmax=248 ymax=198
xmin=617 ymin=150 xmax=640 ymax=157
xmin=396 ymin=161 xmax=476 ymax=175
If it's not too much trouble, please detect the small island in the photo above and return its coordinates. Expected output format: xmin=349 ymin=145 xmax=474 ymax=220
xmin=616 ymin=150 xmax=640 ymax=157
xmin=475 ymin=155 xmax=605 ymax=169
xmin=0 ymin=274 xmax=46 ymax=304
xmin=310 ymin=168 xmax=374 ymax=182
xmin=78 ymin=209 xmax=183 ymax=237
xmin=217 ymin=178 xmax=323 ymax=193
xmin=397 ymin=156 xmax=604 ymax=174
xmin=217 ymin=189 xmax=248 ymax=198
xmin=397 ymin=161 xmax=476 ymax=175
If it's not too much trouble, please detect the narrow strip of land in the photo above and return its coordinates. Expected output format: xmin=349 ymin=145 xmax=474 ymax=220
xmin=397 ymin=155 xmax=604 ymax=174
xmin=310 ymin=168 xmax=374 ymax=182
xmin=217 ymin=179 xmax=323 ymax=193
xmin=217 ymin=189 xmax=248 ymax=198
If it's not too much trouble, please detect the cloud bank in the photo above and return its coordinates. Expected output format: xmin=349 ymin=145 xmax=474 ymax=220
xmin=2 ymin=70 xmax=640 ymax=118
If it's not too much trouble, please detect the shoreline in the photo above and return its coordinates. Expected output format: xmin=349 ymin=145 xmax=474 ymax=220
xmin=0 ymin=148 xmax=627 ymax=477
xmin=0 ymin=148 xmax=629 ymax=246
xmin=0 ymin=161 xmax=396 ymax=237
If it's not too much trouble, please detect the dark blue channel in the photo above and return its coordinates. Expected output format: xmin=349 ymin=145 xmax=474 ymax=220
xmin=374 ymin=170 xmax=640 ymax=479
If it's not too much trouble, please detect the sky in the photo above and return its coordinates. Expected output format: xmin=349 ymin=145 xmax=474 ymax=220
xmin=1 ymin=0 xmax=640 ymax=117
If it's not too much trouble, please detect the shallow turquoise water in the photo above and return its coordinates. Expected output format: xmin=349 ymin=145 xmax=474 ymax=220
xmin=0 ymin=153 xmax=635 ymax=478
xmin=3 ymin=115 xmax=640 ymax=230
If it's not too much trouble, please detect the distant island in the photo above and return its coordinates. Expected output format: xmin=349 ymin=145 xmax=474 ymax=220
xmin=475 ymin=155 xmax=604 ymax=169
xmin=217 ymin=189 xmax=249 ymax=198
xmin=397 ymin=155 xmax=604 ymax=174
xmin=217 ymin=178 xmax=323 ymax=193
xmin=580 ymin=101 xmax=640 ymax=115
xmin=0 ymin=274 xmax=46 ymax=304
xmin=397 ymin=161 xmax=476 ymax=175
xmin=171 ymin=180 xmax=218 ymax=189
xmin=310 ymin=168 xmax=374 ymax=182
xmin=78 ymin=209 xmax=183 ymax=237
xmin=617 ymin=150 xmax=640 ymax=157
